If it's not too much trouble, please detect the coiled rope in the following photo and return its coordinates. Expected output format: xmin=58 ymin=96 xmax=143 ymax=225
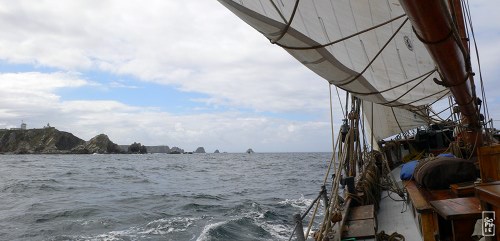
xmin=377 ymin=231 xmax=405 ymax=241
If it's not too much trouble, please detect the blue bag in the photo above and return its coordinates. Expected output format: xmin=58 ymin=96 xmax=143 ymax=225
xmin=400 ymin=160 xmax=419 ymax=180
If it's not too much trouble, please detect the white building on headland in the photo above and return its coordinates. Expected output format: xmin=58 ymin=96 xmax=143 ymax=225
xmin=10 ymin=121 xmax=27 ymax=130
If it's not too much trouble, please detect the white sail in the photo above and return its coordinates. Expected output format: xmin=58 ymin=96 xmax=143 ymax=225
xmin=218 ymin=0 xmax=448 ymax=109
xmin=363 ymin=101 xmax=427 ymax=147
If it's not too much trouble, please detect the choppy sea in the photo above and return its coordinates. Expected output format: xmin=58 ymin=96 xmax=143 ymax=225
xmin=0 ymin=153 xmax=332 ymax=241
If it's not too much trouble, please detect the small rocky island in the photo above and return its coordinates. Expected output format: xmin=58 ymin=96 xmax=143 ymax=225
xmin=194 ymin=147 xmax=206 ymax=153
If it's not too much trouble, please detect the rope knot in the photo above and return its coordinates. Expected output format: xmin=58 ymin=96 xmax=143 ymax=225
xmin=330 ymin=211 xmax=342 ymax=223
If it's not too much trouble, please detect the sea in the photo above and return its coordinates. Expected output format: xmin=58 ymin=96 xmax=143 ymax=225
xmin=0 ymin=153 xmax=334 ymax=241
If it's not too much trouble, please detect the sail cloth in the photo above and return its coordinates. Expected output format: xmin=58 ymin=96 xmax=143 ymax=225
xmin=362 ymin=101 xmax=427 ymax=146
xmin=217 ymin=0 xmax=448 ymax=108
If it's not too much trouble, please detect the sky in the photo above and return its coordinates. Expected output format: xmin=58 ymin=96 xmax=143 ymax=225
xmin=0 ymin=0 xmax=499 ymax=153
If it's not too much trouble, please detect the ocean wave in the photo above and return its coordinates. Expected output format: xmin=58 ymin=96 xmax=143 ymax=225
xmin=139 ymin=217 xmax=201 ymax=235
xmin=196 ymin=217 xmax=273 ymax=241
xmin=1 ymin=179 xmax=61 ymax=193
xmin=65 ymin=217 xmax=202 ymax=241
xmin=278 ymin=195 xmax=314 ymax=210
xmin=192 ymin=194 xmax=226 ymax=201
xmin=120 ymin=175 xmax=151 ymax=184
xmin=181 ymin=203 xmax=225 ymax=213
xmin=35 ymin=208 xmax=99 ymax=223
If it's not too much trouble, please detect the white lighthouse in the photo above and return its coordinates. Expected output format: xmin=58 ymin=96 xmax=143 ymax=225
xmin=20 ymin=121 xmax=27 ymax=130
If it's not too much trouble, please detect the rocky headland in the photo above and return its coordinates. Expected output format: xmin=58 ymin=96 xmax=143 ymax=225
xmin=0 ymin=127 xmax=217 ymax=155
xmin=0 ymin=128 xmax=125 ymax=154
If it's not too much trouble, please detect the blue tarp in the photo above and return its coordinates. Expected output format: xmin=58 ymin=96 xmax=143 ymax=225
xmin=400 ymin=160 xmax=419 ymax=180
xmin=437 ymin=153 xmax=455 ymax=158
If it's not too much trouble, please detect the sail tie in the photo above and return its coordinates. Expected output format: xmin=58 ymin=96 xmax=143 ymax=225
xmin=412 ymin=26 xmax=453 ymax=45
xmin=433 ymin=71 xmax=472 ymax=88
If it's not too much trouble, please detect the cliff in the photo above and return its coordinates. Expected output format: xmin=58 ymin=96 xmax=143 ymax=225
xmin=0 ymin=128 xmax=123 ymax=154
xmin=0 ymin=128 xmax=84 ymax=154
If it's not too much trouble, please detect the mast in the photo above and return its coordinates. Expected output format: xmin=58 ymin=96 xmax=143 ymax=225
xmin=398 ymin=0 xmax=482 ymax=146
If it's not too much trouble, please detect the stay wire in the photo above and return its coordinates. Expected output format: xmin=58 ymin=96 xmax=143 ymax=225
xmin=464 ymin=0 xmax=490 ymax=127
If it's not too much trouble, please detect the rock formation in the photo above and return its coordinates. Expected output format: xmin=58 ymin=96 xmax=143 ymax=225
xmin=214 ymin=149 xmax=220 ymax=153
xmin=146 ymin=145 xmax=170 ymax=153
xmin=194 ymin=147 xmax=206 ymax=153
xmin=0 ymin=127 xmax=126 ymax=154
xmin=127 ymin=142 xmax=147 ymax=154
xmin=71 ymin=134 xmax=123 ymax=154
xmin=169 ymin=146 xmax=184 ymax=154
xmin=0 ymin=127 xmax=84 ymax=154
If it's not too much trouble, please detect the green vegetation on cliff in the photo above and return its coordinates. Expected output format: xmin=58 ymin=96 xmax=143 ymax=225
xmin=0 ymin=127 xmax=84 ymax=154
xmin=0 ymin=128 xmax=123 ymax=154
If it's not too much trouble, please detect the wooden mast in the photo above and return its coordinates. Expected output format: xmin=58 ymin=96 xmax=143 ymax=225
xmin=398 ymin=0 xmax=482 ymax=148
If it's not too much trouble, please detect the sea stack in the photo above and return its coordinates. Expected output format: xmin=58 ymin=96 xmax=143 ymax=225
xmin=194 ymin=147 xmax=206 ymax=153
xmin=246 ymin=148 xmax=254 ymax=154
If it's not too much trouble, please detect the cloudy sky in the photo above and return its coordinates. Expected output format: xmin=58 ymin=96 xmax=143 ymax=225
xmin=0 ymin=0 xmax=498 ymax=152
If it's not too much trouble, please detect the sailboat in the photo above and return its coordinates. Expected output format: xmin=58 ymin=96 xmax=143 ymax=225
xmin=217 ymin=0 xmax=499 ymax=240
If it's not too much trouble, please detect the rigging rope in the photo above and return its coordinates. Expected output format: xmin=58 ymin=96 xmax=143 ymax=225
xmin=338 ymin=18 xmax=409 ymax=87
xmin=382 ymin=71 xmax=437 ymax=105
xmin=377 ymin=231 xmax=405 ymax=241
xmin=346 ymin=69 xmax=437 ymax=96
xmin=274 ymin=14 xmax=407 ymax=50
xmin=387 ymin=89 xmax=450 ymax=108
xmin=329 ymin=84 xmax=336 ymax=168
xmin=464 ymin=0 xmax=491 ymax=128
xmin=270 ymin=0 xmax=300 ymax=43
xmin=268 ymin=0 xmax=287 ymax=23
xmin=335 ymin=86 xmax=346 ymax=117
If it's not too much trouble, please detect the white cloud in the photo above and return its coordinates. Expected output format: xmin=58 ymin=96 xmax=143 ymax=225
xmin=0 ymin=72 xmax=88 ymax=117
xmin=0 ymin=0 xmax=332 ymax=113
xmin=0 ymin=71 xmax=336 ymax=152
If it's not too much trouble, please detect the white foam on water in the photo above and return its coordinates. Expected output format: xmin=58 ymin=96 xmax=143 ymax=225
xmin=240 ymin=206 xmax=293 ymax=240
xmin=77 ymin=229 xmax=142 ymax=241
xmin=139 ymin=217 xmax=200 ymax=235
xmin=84 ymin=229 xmax=140 ymax=241
xmin=196 ymin=220 xmax=228 ymax=241
xmin=265 ymin=223 xmax=290 ymax=240
xmin=74 ymin=216 xmax=202 ymax=240
xmin=278 ymin=194 xmax=314 ymax=211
